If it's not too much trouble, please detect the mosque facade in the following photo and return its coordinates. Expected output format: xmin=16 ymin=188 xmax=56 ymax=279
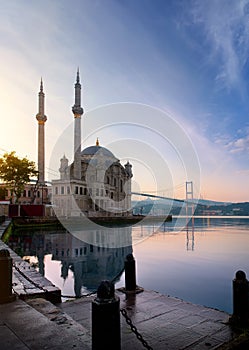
xmin=51 ymin=71 xmax=133 ymax=217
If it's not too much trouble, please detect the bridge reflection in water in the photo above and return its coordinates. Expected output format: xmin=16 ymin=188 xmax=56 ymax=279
xmin=7 ymin=226 xmax=133 ymax=298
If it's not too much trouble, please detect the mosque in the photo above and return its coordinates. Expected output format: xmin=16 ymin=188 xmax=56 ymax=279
xmin=0 ymin=71 xmax=133 ymax=217
xmin=49 ymin=71 xmax=133 ymax=217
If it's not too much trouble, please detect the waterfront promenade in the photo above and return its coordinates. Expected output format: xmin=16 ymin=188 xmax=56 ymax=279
xmin=0 ymin=220 xmax=241 ymax=349
xmin=0 ymin=288 xmax=235 ymax=350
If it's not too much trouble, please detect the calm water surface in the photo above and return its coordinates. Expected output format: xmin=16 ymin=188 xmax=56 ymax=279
xmin=7 ymin=216 xmax=249 ymax=313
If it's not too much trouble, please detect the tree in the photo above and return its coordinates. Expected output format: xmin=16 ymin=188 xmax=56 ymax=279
xmin=0 ymin=152 xmax=38 ymax=203
xmin=0 ymin=187 xmax=7 ymax=200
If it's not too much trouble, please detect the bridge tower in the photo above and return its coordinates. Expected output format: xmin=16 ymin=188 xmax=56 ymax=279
xmin=185 ymin=181 xmax=194 ymax=216
xmin=186 ymin=181 xmax=195 ymax=250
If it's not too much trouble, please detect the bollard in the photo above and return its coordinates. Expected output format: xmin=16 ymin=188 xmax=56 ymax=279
xmin=0 ymin=249 xmax=15 ymax=304
xmin=92 ymin=280 xmax=121 ymax=350
xmin=232 ymin=270 xmax=249 ymax=324
xmin=125 ymin=253 xmax=136 ymax=291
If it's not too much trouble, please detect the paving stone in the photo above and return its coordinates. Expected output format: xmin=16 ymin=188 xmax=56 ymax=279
xmin=0 ymin=325 xmax=29 ymax=350
xmin=188 ymin=336 xmax=223 ymax=350
xmin=189 ymin=320 xmax=227 ymax=336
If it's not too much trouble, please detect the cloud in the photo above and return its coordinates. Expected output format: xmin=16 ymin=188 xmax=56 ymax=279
xmin=188 ymin=0 xmax=249 ymax=92
xmin=229 ymin=135 xmax=249 ymax=154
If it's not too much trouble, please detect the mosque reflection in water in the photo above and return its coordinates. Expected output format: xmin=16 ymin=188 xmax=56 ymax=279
xmin=7 ymin=226 xmax=132 ymax=297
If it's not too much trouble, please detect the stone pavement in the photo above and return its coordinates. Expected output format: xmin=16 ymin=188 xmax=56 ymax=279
xmin=0 ymin=298 xmax=91 ymax=350
xmin=0 ymin=288 xmax=235 ymax=350
xmin=60 ymin=289 xmax=234 ymax=350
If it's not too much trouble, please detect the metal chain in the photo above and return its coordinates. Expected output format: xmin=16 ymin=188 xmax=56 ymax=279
xmin=61 ymin=290 xmax=97 ymax=299
xmin=120 ymin=308 xmax=153 ymax=350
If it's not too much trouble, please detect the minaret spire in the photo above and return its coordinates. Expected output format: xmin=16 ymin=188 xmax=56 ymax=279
xmin=36 ymin=79 xmax=47 ymax=184
xmin=72 ymin=68 xmax=84 ymax=180
xmin=40 ymin=77 xmax=43 ymax=92
xmin=76 ymin=67 xmax=80 ymax=83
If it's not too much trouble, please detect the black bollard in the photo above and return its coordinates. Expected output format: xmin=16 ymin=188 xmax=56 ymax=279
xmin=125 ymin=253 xmax=136 ymax=292
xmin=0 ymin=249 xmax=15 ymax=304
xmin=232 ymin=270 xmax=249 ymax=324
xmin=92 ymin=280 xmax=121 ymax=350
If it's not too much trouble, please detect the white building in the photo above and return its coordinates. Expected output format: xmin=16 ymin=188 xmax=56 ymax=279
xmin=52 ymin=71 xmax=133 ymax=218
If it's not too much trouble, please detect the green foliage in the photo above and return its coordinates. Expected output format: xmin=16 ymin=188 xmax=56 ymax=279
xmin=0 ymin=151 xmax=38 ymax=203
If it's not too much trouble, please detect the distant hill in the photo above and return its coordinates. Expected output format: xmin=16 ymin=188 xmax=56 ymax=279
xmin=195 ymin=201 xmax=249 ymax=216
xmin=131 ymin=198 xmax=249 ymax=216
xmin=195 ymin=199 xmax=231 ymax=206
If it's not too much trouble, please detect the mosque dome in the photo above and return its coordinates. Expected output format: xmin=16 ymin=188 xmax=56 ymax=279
xmin=81 ymin=139 xmax=117 ymax=160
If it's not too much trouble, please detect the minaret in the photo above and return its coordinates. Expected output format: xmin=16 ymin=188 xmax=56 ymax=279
xmin=59 ymin=154 xmax=69 ymax=180
xmin=72 ymin=69 xmax=84 ymax=179
xmin=36 ymin=79 xmax=47 ymax=184
xmin=125 ymin=161 xmax=133 ymax=213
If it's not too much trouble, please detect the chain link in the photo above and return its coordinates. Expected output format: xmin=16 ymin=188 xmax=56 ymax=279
xmin=120 ymin=308 xmax=153 ymax=350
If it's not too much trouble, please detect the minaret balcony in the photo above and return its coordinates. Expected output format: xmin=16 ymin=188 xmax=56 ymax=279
xmin=72 ymin=106 xmax=83 ymax=115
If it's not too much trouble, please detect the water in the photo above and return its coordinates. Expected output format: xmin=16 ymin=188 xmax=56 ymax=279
xmin=6 ymin=216 xmax=249 ymax=313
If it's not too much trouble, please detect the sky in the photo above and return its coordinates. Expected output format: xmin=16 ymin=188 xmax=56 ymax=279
xmin=0 ymin=0 xmax=249 ymax=202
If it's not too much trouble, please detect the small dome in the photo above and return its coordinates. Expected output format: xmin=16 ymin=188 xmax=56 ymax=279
xmin=81 ymin=145 xmax=116 ymax=159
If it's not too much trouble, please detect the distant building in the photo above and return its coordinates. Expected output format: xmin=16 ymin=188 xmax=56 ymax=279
xmin=52 ymin=71 xmax=133 ymax=217
xmin=0 ymin=182 xmax=49 ymax=205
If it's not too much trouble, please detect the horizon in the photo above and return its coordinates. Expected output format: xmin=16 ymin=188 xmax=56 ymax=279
xmin=1 ymin=1 xmax=249 ymax=203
